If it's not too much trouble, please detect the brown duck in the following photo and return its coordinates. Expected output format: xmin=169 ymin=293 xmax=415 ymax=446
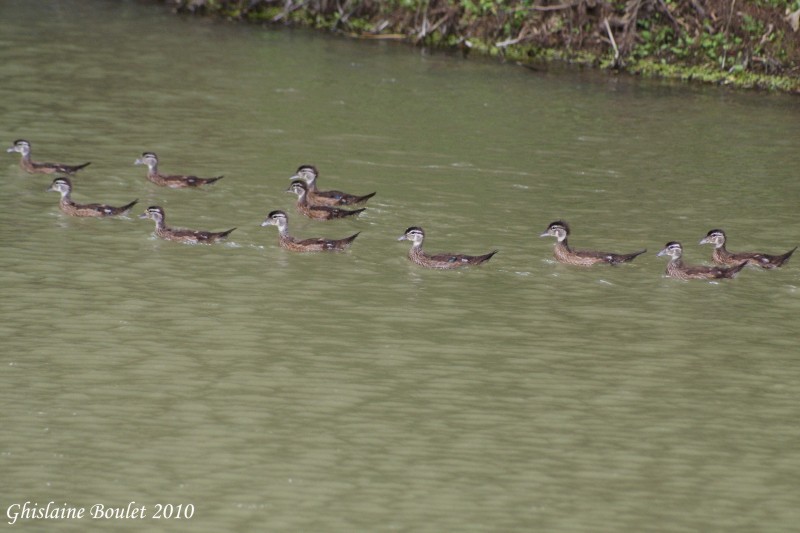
xmin=7 ymin=139 xmax=90 ymax=174
xmin=540 ymin=221 xmax=646 ymax=266
xmin=134 ymin=152 xmax=223 ymax=188
xmin=397 ymin=226 xmax=497 ymax=269
xmin=139 ymin=206 xmax=235 ymax=244
xmin=657 ymin=241 xmax=746 ymax=280
xmin=260 ymin=210 xmax=359 ymax=252
xmin=47 ymin=177 xmax=137 ymax=217
xmin=700 ymin=229 xmax=796 ymax=269
xmin=287 ymin=181 xmax=365 ymax=220
xmin=290 ymin=165 xmax=375 ymax=206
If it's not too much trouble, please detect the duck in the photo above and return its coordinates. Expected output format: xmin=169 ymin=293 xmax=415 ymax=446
xmin=287 ymin=181 xmax=365 ymax=220
xmin=397 ymin=226 xmax=497 ymax=269
xmin=699 ymin=229 xmax=796 ymax=269
xmin=47 ymin=177 xmax=138 ymax=217
xmin=138 ymin=206 xmax=235 ymax=244
xmin=7 ymin=139 xmax=90 ymax=174
xmin=539 ymin=221 xmax=646 ymax=266
xmin=134 ymin=152 xmax=223 ymax=188
xmin=657 ymin=241 xmax=746 ymax=280
xmin=289 ymin=165 xmax=376 ymax=206
xmin=260 ymin=210 xmax=359 ymax=252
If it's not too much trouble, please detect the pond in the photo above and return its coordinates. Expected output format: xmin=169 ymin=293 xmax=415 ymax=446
xmin=1 ymin=1 xmax=799 ymax=531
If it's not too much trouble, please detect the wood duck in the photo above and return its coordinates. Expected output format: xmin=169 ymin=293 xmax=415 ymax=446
xmin=138 ymin=206 xmax=235 ymax=244
xmin=397 ymin=226 xmax=497 ymax=269
xmin=700 ymin=229 xmax=796 ymax=269
xmin=539 ymin=221 xmax=646 ymax=266
xmin=287 ymin=181 xmax=365 ymax=220
xmin=47 ymin=177 xmax=138 ymax=217
xmin=290 ymin=165 xmax=376 ymax=206
xmin=134 ymin=152 xmax=223 ymax=188
xmin=260 ymin=210 xmax=359 ymax=252
xmin=7 ymin=139 xmax=90 ymax=174
xmin=657 ymin=241 xmax=746 ymax=280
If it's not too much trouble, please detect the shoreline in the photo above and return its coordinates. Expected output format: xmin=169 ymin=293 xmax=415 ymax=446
xmin=161 ymin=0 xmax=800 ymax=94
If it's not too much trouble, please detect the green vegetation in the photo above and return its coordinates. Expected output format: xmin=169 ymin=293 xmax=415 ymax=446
xmin=162 ymin=0 xmax=800 ymax=93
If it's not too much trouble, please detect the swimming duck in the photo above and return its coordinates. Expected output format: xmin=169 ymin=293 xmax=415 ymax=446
xmin=397 ymin=226 xmax=497 ymax=269
xmin=287 ymin=181 xmax=365 ymax=220
xmin=138 ymin=206 xmax=235 ymax=244
xmin=47 ymin=177 xmax=138 ymax=217
xmin=7 ymin=139 xmax=90 ymax=174
xmin=134 ymin=152 xmax=223 ymax=188
xmin=699 ymin=229 xmax=796 ymax=269
xmin=290 ymin=165 xmax=376 ymax=206
xmin=260 ymin=210 xmax=359 ymax=252
xmin=539 ymin=221 xmax=646 ymax=266
xmin=657 ymin=241 xmax=746 ymax=280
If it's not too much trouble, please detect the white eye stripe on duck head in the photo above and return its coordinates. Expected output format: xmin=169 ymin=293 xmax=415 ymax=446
xmin=8 ymin=139 xmax=30 ymax=154
xmin=139 ymin=206 xmax=164 ymax=220
xmin=700 ymin=229 xmax=725 ymax=246
xmin=135 ymin=152 xmax=158 ymax=166
xmin=657 ymin=241 xmax=683 ymax=257
xmin=47 ymin=177 xmax=71 ymax=193
xmin=261 ymin=210 xmax=288 ymax=227
xmin=291 ymin=165 xmax=318 ymax=182
xmin=540 ymin=221 xmax=569 ymax=241
xmin=287 ymin=181 xmax=308 ymax=196
xmin=398 ymin=227 xmax=425 ymax=242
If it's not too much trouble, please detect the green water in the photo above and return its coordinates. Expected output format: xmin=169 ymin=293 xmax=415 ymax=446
xmin=1 ymin=1 xmax=799 ymax=531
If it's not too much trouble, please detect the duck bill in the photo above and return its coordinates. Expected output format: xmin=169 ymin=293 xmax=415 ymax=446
xmin=698 ymin=237 xmax=711 ymax=245
xmin=656 ymin=249 xmax=669 ymax=257
xmin=138 ymin=213 xmax=149 ymax=219
xmin=539 ymin=232 xmax=550 ymax=238
xmin=397 ymin=235 xmax=408 ymax=241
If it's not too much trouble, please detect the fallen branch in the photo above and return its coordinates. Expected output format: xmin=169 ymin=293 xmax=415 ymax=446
xmin=604 ymin=18 xmax=621 ymax=68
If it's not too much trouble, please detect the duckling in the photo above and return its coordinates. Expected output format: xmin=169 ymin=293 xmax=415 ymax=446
xmin=700 ymin=229 xmax=796 ymax=269
xmin=540 ymin=221 xmax=646 ymax=266
xmin=287 ymin=181 xmax=365 ymax=220
xmin=134 ymin=152 xmax=223 ymax=188
xmin=290 ymin=165 xmax=375 ymax=206
xmin=657 ymin=241 xmax=746 ymax=280
xmin=138 ymin=206 xmax=235 ymax=244
xmin=397 ymin=226 xmax=497 ymax=269
xmin=7 ymin=139 xmax=90 ymax=174
xmin=260 ymin=210 xmax=359 ymax=252
xmin=47 ymin=177 xmax=137 ymax=217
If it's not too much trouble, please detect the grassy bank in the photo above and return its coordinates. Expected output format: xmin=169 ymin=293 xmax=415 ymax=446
xmin=162 ymin=0 xmax=800 ymax=93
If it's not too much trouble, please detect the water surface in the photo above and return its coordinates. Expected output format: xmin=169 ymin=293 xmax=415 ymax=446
xmin=1 ymin=1 xmax=799 ymax=531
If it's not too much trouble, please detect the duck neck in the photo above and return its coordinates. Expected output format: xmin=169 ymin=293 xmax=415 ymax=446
xmin=59 ymin=189 xmax=73 ymax=205
xmin=147 ymin=162 xmax=159 ymax=177
xmin=276 ymin=222 xmax=290 ymax=238
xmin=409 ymin=240 xmax=425 ymax=258
xmin=553 ymin=238 xmax=573 ymax=260
xmin=667 ymin=256 xmax=685 ymax=271
xmin=19 ymin=152 xmax=34 ymax=171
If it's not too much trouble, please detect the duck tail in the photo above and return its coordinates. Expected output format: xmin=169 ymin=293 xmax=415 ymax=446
xmin=727 ymin=260 xmax=748 ymax=278
xmin=611 ymin=249 xmax=647 ymax=264
xmin=119 ymin=199 xmax=139 ymax=214
xmin=776 ymin=246 xmax=797 ymax=267
xmin=356 ymin=192 xmax=376 ymax=203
